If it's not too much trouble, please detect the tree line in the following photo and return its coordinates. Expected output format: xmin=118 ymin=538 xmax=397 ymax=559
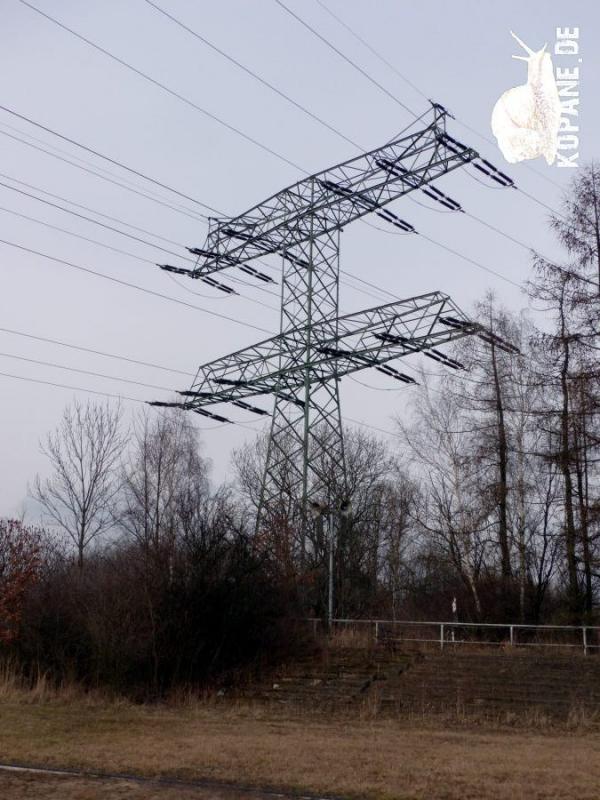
xmin=0 ymin=165 xmax=599 ymax=695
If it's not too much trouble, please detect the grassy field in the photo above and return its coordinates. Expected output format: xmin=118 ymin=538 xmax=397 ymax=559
xmin=1 ymin=696 xmax=600 ymax=800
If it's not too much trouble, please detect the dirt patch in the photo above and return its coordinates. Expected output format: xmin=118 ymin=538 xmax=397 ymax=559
xmin=0 ymin=769 xmax=292 ymax=799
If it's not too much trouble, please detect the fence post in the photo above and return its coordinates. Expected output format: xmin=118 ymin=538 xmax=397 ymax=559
xmin=313 ymin=618 xmax=318 ymax=637
xmin=583 ymin=626 xmax=588 ymax=656
xmin=440 ymin=623 xmax=445 ymax=651
xmin=509 ymin=625 xmax=514 ymax=647
xmin=374 ymin=621 xmax=379 ymax=642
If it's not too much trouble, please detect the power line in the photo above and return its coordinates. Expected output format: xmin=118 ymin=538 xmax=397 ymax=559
xmin=313 ymin=0 xmax=565 ymax=194
xmin=9 ymin=4 xmax=571 ymax=310
xmin=0 ymin=359 xmax=400 ymax=438
xmin=0 ymin=325 xmax=195 ymax=377
xmin=264 ymin=2 xmax=563 ymax=295
xmin=0 ymin=163 xmax=386 ymax=306
xmin=0 ymin=141 xmax=393 ymax=303
xmin=311 ymin=0 xmax=597 ymax=262
xmin=0 ymin=346 xmax=269 ymax=429
xmin=0 ymin=170 xmax=282 ymax=303
xmin=3 ymin=137 xmax=525 ymax=304
xmin=0 ymin=117 xmax=530 ymax=306
xmin=0 ymin=177 xmax=194 ymax=261
xmin=343 ymin=414 xmax=402 ymax=440
xmin=0 ymin=205 xmax=150 ymax=263
xmin=1 ymin=117 xmax=545 ymax=301
xmin=0 ymin=117 xmax=209 ymax=221
xmin=0 ymin=369 xmax=253 ymax=430
xmin=0 ymin=103 xmax=218 ymax=215
xmin=465 ymin=210 xmax=598 ymax=288
xmin=349 ymin=374 xmax=409 ymax=392
xmin=419 ymin=232 xmax=523 ymax=290
xmin=0 ymin=65 xmax=534 ymax=303
xmin=0 ymin=319 xmax=525 ymax=441
xmin=315 ymin=0 xmax=429 ymax=102
xmin=0 ymin=350 xmax=175 ymax=392
xmin=273 ymin=0 xmax=417 ymax=118
xmin=0 ymin=170 xmax=197 ymax=249
xmin=16 ymin=1 xmax=304 ymax=173
xmin=142 ymin=0 xmax=361 ymax=151
xmin=0 ymin=323 xmax=404 ymax=437
xmin=0 ymin=238 xmax=274 ymax=335
xmin=0 ymin=325 xmax=463 ymax=443
xmin=0 ymin=204 xmax=242 ymax=303
xmin=0 ymin=196 xmax=280 ymax=311
xmin=0 ymin=127 xmax=208 ymax=223
xmin=0 ymin=368 xmax=145 ymax=404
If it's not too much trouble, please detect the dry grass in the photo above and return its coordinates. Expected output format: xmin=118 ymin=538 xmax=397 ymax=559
xmin=1 ymin=695 xmax=600 ymax=800
xmin=328 ymin=624 xmax=376 ymax=649
xmin=0 ymin=660 xmax=127 ymax=708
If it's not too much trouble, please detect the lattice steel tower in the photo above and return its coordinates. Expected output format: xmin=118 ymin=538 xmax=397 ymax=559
xmin=154 ymin=105 xmax=512 ymax=536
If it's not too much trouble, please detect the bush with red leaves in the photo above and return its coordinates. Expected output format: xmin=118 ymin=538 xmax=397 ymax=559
xmin=0 ymin=520 xmax=43 ymax=644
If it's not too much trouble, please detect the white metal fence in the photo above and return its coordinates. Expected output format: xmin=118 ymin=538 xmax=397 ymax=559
xmin=307 ymin=618 xmax=600 ymax=655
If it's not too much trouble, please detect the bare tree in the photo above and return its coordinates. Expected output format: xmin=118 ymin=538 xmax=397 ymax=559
xmin=34 ymin=400 xmax=124 ymax=569
xmin=117 ymin=408 xmax=210 ymax=555
xmin=397 ymin=374 xmax=496 ymax=618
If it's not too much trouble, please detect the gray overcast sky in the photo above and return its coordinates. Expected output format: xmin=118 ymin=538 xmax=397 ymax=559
xmin=0 ymin=0 xmax=597 ymax=518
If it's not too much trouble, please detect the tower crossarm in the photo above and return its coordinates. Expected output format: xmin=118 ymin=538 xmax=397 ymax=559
xmin=165 ymin=107 xmax=477 ymax=279
xmin=169 ymin=291 xmax=482 ymax=412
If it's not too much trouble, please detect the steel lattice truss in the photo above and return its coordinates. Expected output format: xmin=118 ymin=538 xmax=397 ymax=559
xmin=160 ymin=106 xmax=475 ymax=282
xmin=156 ymin=105 xmax=485 ymax=537
xmin=167 ymin=293 xmax=477 ymax=407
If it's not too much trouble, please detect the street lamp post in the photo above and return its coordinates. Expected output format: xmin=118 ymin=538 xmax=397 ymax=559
xmin=310 ymin=498 xmax=352 ymax=631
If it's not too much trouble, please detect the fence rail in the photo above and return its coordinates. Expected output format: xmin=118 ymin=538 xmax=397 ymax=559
xmin=307 ymin=618 xmax=600 ymax=655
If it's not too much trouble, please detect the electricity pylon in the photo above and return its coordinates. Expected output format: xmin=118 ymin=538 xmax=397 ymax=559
xmin=154 ymin=105 xmax=510 ymax=539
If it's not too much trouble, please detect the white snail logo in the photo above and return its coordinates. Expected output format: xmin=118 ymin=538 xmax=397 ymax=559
xmin=491 ymin=32 xmax=562 ymax=165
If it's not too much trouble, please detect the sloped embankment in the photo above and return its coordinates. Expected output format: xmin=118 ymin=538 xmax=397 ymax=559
xmin=242 ymin=644 xmax=600 ymax=719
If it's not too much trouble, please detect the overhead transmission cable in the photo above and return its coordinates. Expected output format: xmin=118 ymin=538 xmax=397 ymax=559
xmin=0 ymin=364 xmax=395 ymax=438
xmin=142 ymin=0 xmax=361 ymax=151
xmin=0 ymin=170 xmax=199 ymax=249
xmin=118 ymin=10 xmax=535 ymax=295
xmin=0 ymin=185 xmax=281 ymax=309
xmin=0 ymin=104 xmax=217 ymax=215
xmin=3 ymin=12 xmax=534 ymax=299
xmin=16 ymin=0 xmax=304 ymax=173
xmin=0 ymin=126 xmax=209 ymax=223
xmin=0 ymin=350 xmax=175 ymax=393
xmin=0 ymin=369 xmax=264 ymax=430
xmin=3 ymin=3 xmax=536 ymax=417
xmin=0 ymin=170 xmax=283 ymax=302
xmin=0 ymin=170 xmax=379 ymax=304
xmin=0 ymin=331 xmax=404 ymax=438
xmin=0 ymin=205 xmax=282 ymax=309
xmin=276 ymin=0 xmax=583 ymax=236
xmin=268 ymin=1 xmax=597 ymax=289
xmin=273 ymin=0 xmax=417 ymax=118
xmin=7 ymin=2 xmax=572 ymax=317
xmin=0 ymin=238 xmax=275 ymax=335
xmin=0 ymin=325 xmax=195 ymax=377
xmin=16 ymin=0 xmax=576 ymax=264
xmin=313 ymin=0 xmax=565 ymax=193
xmin=0 ymin=118 xmax=209 ymax=219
